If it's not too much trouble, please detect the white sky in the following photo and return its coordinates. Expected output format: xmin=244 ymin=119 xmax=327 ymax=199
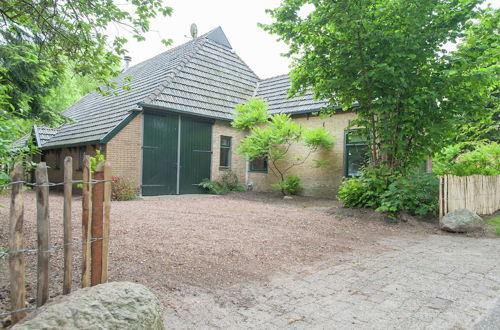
xmin=117 ymin=0 xmax=290 ymax=79
xmin=118 ymin=0 xmax=500 ymax=79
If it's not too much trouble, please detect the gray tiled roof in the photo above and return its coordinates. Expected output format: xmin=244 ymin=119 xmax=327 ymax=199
xmin=34 ymin=125 xmax=59 ymax=147
xmin=144 ymin=38 xmax=259 ymax=119
xmin=256 ymin=74 xmax=329 ymax=114
xmin=38 ymin=27 xmax=328 ymax=149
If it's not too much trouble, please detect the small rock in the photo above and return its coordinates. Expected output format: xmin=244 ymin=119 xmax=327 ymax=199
xmin=283 ymin=196 xmax=293 ymax=200
xmin=440 ymin=208 xmax=483 ymax=233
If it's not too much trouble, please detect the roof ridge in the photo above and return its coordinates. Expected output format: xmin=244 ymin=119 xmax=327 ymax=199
xmin=260 ymin=73 xmax=289 ymax=81
xmin=142 ymin=38 xmax=208 ymax=105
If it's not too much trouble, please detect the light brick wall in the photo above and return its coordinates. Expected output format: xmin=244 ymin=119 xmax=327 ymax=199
xmin=106 ymin=113 xmax=142 ymax=187
xmin=218 ymin=112 xmax=357 ymax=198
xmin=211 ymin=120 xmax=248 ymax=185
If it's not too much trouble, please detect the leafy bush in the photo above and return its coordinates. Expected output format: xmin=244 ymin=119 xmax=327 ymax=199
xmin=433 ymin=142 xmax=500 ymax=176
xmin=337 ymin=167 xmax=439 ymax=218
xmin=337 ymin=166 xmax=395 ymax=208
xmin=272 ymin=175 xmax=302 ymax=195
xmin=111 ymin=176 xmax=137 ymax=201
xmin=199 ymin=170 xmax=245 ymax=195
xmin=376 ymin=173 xmax=439 ymax=216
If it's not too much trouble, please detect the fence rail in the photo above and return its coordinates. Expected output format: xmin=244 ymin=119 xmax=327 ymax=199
xmin=439 ymin=174 xmax=500 ymax=218
xmin=1 ymin=156 xmax=112 ymax=325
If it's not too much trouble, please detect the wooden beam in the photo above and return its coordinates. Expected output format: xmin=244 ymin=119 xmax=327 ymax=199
xmin=9 ymin=163 xmax=26 ymax=324
xmin=63 ymin=156 xmax=73 ymax=294
xmin=81 ymin=156 xmax=92 ymax=288
xmin=91 ymin=163 xmax=105 ymax=286
xmin=101 ymin=161 xmax=111 ymax=283
xmin=36 ymin=162 xmax=50 ymax=307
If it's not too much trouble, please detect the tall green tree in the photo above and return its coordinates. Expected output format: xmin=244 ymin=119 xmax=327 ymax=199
xmin=444 ymin=8 xmax=499 ymax=143
xmin=0 ymin=0 xmax=172 ymax=128
xmin=262 ymin=0 xmax=485 ymax=174
xmin=0 ymin=0 xmax=172 ymax=176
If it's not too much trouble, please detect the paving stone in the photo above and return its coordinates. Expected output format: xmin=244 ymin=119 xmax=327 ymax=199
xmin=162 ymin=235 xmax=500 ymax=329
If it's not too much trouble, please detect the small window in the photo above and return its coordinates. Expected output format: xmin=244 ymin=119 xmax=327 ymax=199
xmin=344 ymin=130 xmax=369 ymax=177
xmin=250 ymin=157 xmax=268 ymax=172
xmin=55 ymin=149 xmax=61 ymax=169
xmin=78 ymin=147 xmax=86 ymax=170
xmin=219 ymin=136 xmax=231 ymax=168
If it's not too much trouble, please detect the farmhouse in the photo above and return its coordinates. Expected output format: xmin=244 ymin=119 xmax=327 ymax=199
xmin=27 ymin=27 xmax=366 ymax=197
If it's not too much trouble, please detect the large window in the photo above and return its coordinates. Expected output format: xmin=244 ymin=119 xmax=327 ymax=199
xmin=249 ymin=157 xmax=268 ymax=172
xmin=344 ymin=130 xmax=369 ymax=177
xmin=219 ymin=136 xmax=231 ymax=168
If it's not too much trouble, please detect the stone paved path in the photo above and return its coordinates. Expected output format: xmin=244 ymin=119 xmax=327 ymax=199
xmin=163 ymin=235 xmax=500 ymax=329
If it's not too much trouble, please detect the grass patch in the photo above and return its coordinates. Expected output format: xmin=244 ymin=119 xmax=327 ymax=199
xmin=485 ymin=215 xmax=500 ymax=236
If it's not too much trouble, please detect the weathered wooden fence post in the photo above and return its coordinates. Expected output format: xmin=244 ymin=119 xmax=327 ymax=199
xmin=9 ymin=163 xmax=26 ymax=324
xmin=91 ymin=162 xmax=105 ymax=286
xmin=82 ymin=156 xmax=92 ymax=288
xmin=36 ymin=162 xmax=50 ymax=307
xmin=63 ymin=156 xmax=72 ymax=294
xmin=101 ymin=161 xmax=111 ymax=283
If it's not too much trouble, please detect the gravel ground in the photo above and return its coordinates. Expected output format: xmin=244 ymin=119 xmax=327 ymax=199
xmin=0 ymin=190 xmax=435 ymax=325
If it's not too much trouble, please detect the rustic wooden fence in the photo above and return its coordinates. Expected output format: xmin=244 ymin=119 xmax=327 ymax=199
xmin=2 ymin=156 xmax=111 ymax=325
xmin=439 ymin=174 xmax=500 ymax=218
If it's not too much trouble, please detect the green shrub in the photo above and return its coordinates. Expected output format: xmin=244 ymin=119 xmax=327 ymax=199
xmin=199 ymin=170 xmax=245 ymax=195
xmin=111 ymin=176 xmax=137 ymax=201
xmin=272 ymin=175 xmax=302 ymax=195
xmin=376 ymin=173 xmax=439 ymax=216
xmin=433 ymin=142 xmax=500 ymax=176
xmin=337 ymin=166 xmax=395 ymax=208
xmin=337 ymin=167 xmax=439 ymax=218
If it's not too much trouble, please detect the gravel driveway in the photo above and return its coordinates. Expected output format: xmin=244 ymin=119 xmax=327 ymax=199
xmin=1 ymin=191 xmax=498 ymax=329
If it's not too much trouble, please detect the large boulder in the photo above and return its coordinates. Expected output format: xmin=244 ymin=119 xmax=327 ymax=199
xmin=440 ymin=208 xmax=484 ymax=233
xmin=13 ymin=282 xmax=164 ymax=330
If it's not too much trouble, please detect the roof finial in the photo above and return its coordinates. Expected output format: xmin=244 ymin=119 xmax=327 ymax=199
xmin=190 ymin=23 xmax=198 ymax=39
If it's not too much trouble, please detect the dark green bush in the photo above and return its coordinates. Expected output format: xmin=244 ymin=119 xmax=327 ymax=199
xmin=272 ymin=175 xmax=302 ymax=195
xmin=376 ymin=173 xmax=439 ymax=216
xmin=337 ymin=166 xmax=395 ymax=208
xmin=199 ymin=170 xmax=245 ymax=195
xmin=337 ymin=167 xmax=439 ymax=218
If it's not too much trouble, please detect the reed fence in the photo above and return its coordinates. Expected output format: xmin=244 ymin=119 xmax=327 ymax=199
xmin=1 ymin=156 xmax=111 ymax=325
xmin=439 ymin=174 xmax=500 ymax=218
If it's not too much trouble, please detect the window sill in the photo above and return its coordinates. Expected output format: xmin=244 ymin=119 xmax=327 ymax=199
xmin=219 ymin=166 xmax=231 ymax=171
xmin=249 ymin=170 xmax=268 ymax=173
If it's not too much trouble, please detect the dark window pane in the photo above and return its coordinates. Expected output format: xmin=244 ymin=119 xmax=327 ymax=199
xmin=250 ymin=157 xmax=267 ymax=172
xmin=220 ymin=136 xmax=231 ymax=167
xmin=221 ymin=136 xmax=231 ymax=147
xmin=55 ymin=150 xmax=61 ymax=169
xmin=346 ymin=145 xmax=368 ymax=176
xmin=78 ymin=147 xmax=86 ymax=170
xmin=220 ymin=148 xmax=230 ymax=167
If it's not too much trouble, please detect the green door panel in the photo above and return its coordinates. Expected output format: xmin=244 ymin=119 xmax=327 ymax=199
xmin=179 ymin=117 xmax=212 ymax=194
xmin=142 ymin=112 xmax=178 ymax=195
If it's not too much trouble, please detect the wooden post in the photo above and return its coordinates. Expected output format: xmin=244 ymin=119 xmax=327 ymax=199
xmin=81 ymin=156 xmax=92 ymax=288
xmin=36 ymin=162 xmax=50 ymax=307
xmin=101 ymin=162 xmax=111 ymax=283
xmin=9 ymin=163 xmax=26 ymax=324
xmin=91 ymin=163 xmax=104 ymax=286
xmin=63 ymin=157 xmax=72 ymax=294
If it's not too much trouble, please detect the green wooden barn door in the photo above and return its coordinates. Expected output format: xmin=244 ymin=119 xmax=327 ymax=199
xmin=142 ymin=112 xmax=178 ymax=195
xmin=179 ymin=117 xmax=212 ymax=194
